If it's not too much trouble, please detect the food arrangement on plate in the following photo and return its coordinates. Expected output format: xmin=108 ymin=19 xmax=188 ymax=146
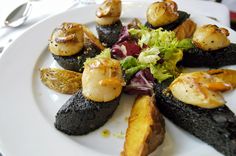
xmin=40 ymin=0 xmax=236 ymax=155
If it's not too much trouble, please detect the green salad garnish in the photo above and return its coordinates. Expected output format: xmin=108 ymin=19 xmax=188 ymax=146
xmin=84 ymin=48 xmax=112 ymax=65
xmin=96 ymin=48 xmax=111 ymax=59
xmin=121 ymin=26 xmax=193 ymax=83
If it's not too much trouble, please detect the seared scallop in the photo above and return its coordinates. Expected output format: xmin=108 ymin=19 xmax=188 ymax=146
xmin=49 ymin=23 xmax=84 ymax=56
xmin=146 ymin=1 xmax=179 ymax=27
xmin=192 ymin=24 xmax=230 ymax=51
xmin=82 ymin=57 xmax=124 ymax=102
xmin=169 ymin=71 xmax=231 ymax=108
xmin=96 ymin=0 xmax=121 ymax=26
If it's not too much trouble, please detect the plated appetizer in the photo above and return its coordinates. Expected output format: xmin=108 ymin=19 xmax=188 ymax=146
xmin=181 ymin=24 xmax=236 ymax=68
xmin=96 ymin=0 xmax=123 ymax=47
xmin=40 ymin=1 xmax=236 ymax=156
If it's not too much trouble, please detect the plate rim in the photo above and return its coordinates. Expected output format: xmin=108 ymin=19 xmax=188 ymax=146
xmin=0 ymin=3 xmax=235 ymax=156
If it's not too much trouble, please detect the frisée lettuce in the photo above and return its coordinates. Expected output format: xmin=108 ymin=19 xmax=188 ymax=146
xmin=121 ymin=25 xmax=193 ymax=83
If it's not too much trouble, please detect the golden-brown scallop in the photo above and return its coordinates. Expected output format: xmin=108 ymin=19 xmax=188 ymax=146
xmin=192 ymin=24 xmax=230 ymax=51
xmin=96 ymin=0 xmax=121 ymax=26
xmin=49 ymin=23 xmax=84 ymax=56
xmin=146 ymin=1 xmax=179 ymax=27
xmin=82 ymin=57 xmax=124 ymax=102
xmin=169 ymin=71 xmax=231 ymax=109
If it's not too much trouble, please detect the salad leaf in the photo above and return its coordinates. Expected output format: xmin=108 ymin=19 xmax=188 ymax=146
xmin=125 ymin=65 xmax=147 ymax=80
xmin=149 ymin=49 xmax=183 ymax=82
xmin=124 ymin=68 xmax=155 ymax=95
xmin=120 ymin=56 xmax=139 ymax=69
xmin=129 ymin=27 xmax=193 ymax=52
xmin=129 ymin=25 xmax=150 ymax=47
xmin=177 ymin=38 xmax=194 ymax=50
xmin=121 ymin=56 xmax=148 ymax=80
xmin=96 ymin=48 xmax=111 ymax=59
xmin=164 ymin=49 xmax=183 ymax=77
xmin=150 ymin=64 xmax=172 ymax=83
xmin=84 ymin=48 xmax=111 ymax=66
xmin=117 ymin=26 xmax=130 ymax=43
xmin=112 ymin=41 xmax=141 ymax=59
xmin=138 ymin=47 xmax=160 ymax=64
xmin=121 ymin=25 xmax=192 ymax=83
xmin=120 ymin=49 xmax=182 ymax=82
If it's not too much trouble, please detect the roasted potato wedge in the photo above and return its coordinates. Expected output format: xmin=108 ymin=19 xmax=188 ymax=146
xmin=40 ymin=68 xmax=82 ymax=94
xmin=174 ymin=19 xmax=197 ymax=40
xmin=208 ymin=69 xmax=236 ymax=88
xmin=127 ymin=18 xmax=142 ymax=29
xmin=121 ymin=95 xmax=165 ymax=156
xmin=82 ymin=25 xmax=105 ymax=50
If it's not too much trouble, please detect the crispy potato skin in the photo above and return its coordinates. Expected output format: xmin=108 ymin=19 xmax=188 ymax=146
xmin=82 ymin=25 xmax=105 ymax=50
xmin=40 ymin=68 xmax=82 ymax=94
xmin=208 ymin=69 xmax=236 ymax=89
xmin=174 ymin=19 xmax=197 ymax=40
xmin=121 ymin=95 xmax=165 ymax=156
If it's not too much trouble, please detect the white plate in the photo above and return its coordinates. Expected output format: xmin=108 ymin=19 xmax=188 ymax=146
xmin=0 ymin=3 xmax=235 ymax=156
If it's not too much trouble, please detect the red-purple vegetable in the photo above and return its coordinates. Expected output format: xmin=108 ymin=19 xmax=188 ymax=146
xmin=124 ymin=68 xmax=155 ymax=95
xmin=117 ymin=26 xmax=130 ymax=43
xmin=112 ymin=41 xmax=141 ymax=59
xmin=111 ymin=26 xmax=141 ymax=59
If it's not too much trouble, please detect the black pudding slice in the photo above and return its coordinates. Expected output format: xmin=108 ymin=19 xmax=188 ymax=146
xmin=145 ymin=11 xmax=190 ymax=30
xmin=96 ymin=20 xmax=123 ymax=47
xmin=55 ymin=90 xmax=121 ymax=135
xmin=154 ymin=79 xmax=236 ymax=156
xmin=52 ymin=41 xmax=100 ymax=72
xmin=179 ymin=43 xmax=236 ymax=68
